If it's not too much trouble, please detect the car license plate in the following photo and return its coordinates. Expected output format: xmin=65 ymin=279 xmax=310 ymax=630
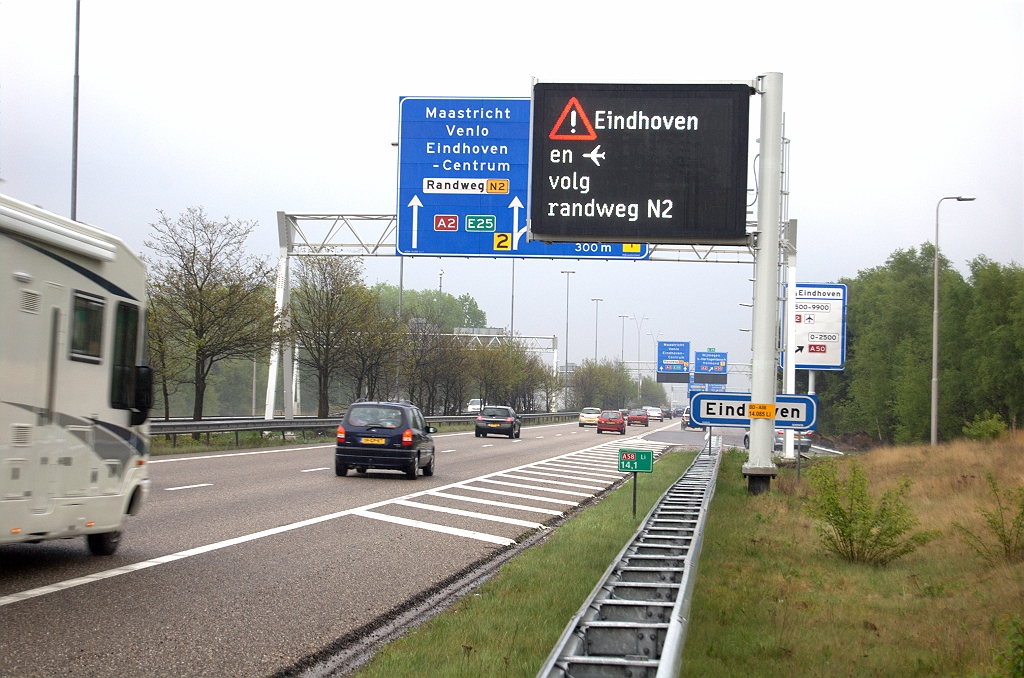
xmin=361 ymin=437 xmax=386 ymax=445
xmin=488 ymin=423 xmax=500 ymax=427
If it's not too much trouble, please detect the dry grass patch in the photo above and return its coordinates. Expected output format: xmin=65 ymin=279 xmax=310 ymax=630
xmin=682 ymin=433 xmax=1024 ymax=677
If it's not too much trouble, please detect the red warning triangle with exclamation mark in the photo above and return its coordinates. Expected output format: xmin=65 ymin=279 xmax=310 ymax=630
xmin=548 ymin=97 xmax=597 ymax=141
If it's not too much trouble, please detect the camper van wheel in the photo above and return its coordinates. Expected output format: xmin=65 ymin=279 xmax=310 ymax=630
xmin=86 ymin=531 xmax=122 ymax=556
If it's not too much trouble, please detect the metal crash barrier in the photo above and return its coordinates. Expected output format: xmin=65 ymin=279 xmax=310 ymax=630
xmin=536 ymin=436 xmax=722 ymax=678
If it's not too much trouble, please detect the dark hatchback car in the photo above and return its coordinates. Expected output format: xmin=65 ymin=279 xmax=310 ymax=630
xmin=475 ymin=406 xmax=521 ymax=438
xmin=335 ymin=402 xmax=436 ymax=479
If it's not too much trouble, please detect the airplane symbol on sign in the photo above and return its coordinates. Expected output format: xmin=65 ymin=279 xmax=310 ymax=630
xmin=583 ymin=145 xmax=605 ymax=167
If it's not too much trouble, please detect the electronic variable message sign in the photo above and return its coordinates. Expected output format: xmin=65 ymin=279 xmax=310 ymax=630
xmin=396 ymin=97 xmax=649 ymax=260
xmin=528 ymin=83 xmax=752 ymax=244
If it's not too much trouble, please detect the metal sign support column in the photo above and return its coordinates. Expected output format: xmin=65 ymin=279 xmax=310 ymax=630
xmin=743 ymin=72 xmax=783 ymax=494
xmin=264 ymin=212 xmax=294 ymax=420
xmin=783 ymin=220 xmax=798 ymax=459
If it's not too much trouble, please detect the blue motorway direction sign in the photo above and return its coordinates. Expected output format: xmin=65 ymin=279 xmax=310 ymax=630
xmin=694 ymin=351 xmax=728 ymax=372
xmin=657 ymin=341 xmax=690 ymax=373
xmin=396 ymin=97 xmax=650 ymax=260
xmin=688 ymin=392 xmax=818 ymax=429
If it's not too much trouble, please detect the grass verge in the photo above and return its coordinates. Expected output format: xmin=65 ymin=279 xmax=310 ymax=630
xmin=681 ymin=433 xmax=1024 ymax=677
xmin=353 ymin=449 xmax=698 ymax=678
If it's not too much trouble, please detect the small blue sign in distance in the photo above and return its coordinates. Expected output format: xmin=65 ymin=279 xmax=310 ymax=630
xmin=396 ymin=97 xmax=650 ymax=260
xmin=694 ymin=351 xmax=728 ymax=373
xmin=688 ymin=392 xmax=818 ymax=429
xmin=657 ymin=341 xmax=690 ymax=373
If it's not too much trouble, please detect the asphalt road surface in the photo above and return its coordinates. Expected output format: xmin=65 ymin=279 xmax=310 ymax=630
xmin=0 ymin=419 xmax=690 ymax=677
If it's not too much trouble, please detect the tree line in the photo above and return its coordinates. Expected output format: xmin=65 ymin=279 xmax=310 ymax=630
xmin=145 ymin=207 xmax=571 ymax=419
xmin=814 ymin=244 xmax=1023 ymax=443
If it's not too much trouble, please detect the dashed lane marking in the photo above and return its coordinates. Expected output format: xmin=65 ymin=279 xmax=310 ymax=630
xmin=300 ymin=467 xmax=329 ymax=473
xmin=164 ymin=483 xmax=213 ymax=491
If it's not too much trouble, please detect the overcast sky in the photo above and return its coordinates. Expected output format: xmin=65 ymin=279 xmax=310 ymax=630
xmin=2 ymin=0 xmax=1021 ymax=395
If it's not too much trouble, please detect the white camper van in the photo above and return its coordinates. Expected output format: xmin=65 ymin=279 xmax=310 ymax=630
xmin=0 ymin=194 xmax=151 ymax=555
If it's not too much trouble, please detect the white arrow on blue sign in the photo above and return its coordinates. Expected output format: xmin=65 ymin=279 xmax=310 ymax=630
xmin=396 ymin=97 xmax=649 ymax=260
xmin=688 ymin=392 xmax=818 ymax=429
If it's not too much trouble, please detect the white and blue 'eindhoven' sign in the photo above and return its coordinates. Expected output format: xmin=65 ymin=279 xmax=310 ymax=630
xmin=688 ymin=392 xmax=818 ymax=429
xmin=657 ymin=341 xmax=690 ymax=373
xmin=396 ymin=97 xmax=650 ymax=259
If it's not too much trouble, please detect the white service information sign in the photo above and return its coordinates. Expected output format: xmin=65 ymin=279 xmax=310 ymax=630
xmin=791 ymin=283 xmax=847 ymax=370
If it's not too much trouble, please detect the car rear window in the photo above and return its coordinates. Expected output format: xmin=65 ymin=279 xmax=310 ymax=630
xmin=482 ymin=407 xmax=509 ymax=417
xmin=603 ymin=412 xmax=621 ymax=419
xmin=345 ymin=406 xmax=405 ymax=429
xmin=630 ymin=410 xmax=646 ymax=415
xmin=582 ymin=408 xmax=601 ymax=414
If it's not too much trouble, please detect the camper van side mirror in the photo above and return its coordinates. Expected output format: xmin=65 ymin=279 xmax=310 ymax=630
xmin=132 ymin=366 xmax=153 ymax=425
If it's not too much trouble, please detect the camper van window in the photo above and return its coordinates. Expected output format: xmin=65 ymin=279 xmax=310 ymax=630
xmin=70 ymin=292 xmax=105 ymax=363
xmin=111 ymin=302 xmax=139 ymax=410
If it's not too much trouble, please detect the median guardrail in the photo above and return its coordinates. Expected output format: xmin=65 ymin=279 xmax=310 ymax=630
xmin=149 ymin=412 xmax=580 ymax=447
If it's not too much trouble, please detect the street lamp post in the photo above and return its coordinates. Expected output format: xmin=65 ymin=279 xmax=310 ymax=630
xmin=438 ymin=269 xmax=444 ymax=326
xmin=932 ymin=195 xmax=975 ymax=445
xmin=630 ymin=315 xmax=648 ymax=399
xmin=618 ymin=314 xmax=629 ymax=363
xmin=561 ymin=270 xmax=575 ymax=408
xmin=591 ymin=298 xmax=603 ymax=361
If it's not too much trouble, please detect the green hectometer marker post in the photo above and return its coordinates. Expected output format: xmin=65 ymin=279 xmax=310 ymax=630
xmin=619 ymin=449 xmax=653 ymax=518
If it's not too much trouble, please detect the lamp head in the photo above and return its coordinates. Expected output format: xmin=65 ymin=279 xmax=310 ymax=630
xmin=956 ymin=196 xmax=976 ymax=201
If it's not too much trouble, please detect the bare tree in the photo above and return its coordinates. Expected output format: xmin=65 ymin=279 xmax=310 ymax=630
xmin=290 ymin=257 xmax=363 ymax=417
xmin=145 ymin=207 xmax=279 ymax=423
xmin=146 ymin=287 xmax=191 ymax=420
xmin=341 ymin=288 xmax=403 ymax=402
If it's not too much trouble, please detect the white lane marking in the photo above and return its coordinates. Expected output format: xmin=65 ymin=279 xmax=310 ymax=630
xmin=150 ymin=445 xmax=333 ymax=464
xmin=534 ymin=461 xmax=623 ymax=473
xmin=516 ymin=468 xmax=620 ymax=483
xmin=475 ymin=478 xmax=591 ymax=497
xmin=511 ymin=440 xmax=521 ymax=444
xmin=352 ymin=510 xmax=515 ymax=546
xmin=441 ymin=449 xmax=456 ymax=453
xmin=429 ymin=491 xmax=563 ymax=516
xmin=392 ymin=500 xmax=543 ymax=529
xmin=555 ymin=434 xmax=562 ymax=436
xmin=1 ymin=425 xmax=666 ymax=608
xmin=533 ymin=466 xmax=623 ymax=481
xmin=571 ymin=431 xmax=577 ymax=434
xmin=164 ymin=483 xmax=213 ymax=491
xmin=535 ymin=436 xmax=544 ymax=439
xmin=301 ymin=467 xmax=329 ymax=473
xmin=482 ymin=444 xmax=493 ymax=448
xmin=452 ymin=485 xmax=578 ymax=506
xmin=499 ymin=474 xmax=606 ymax=490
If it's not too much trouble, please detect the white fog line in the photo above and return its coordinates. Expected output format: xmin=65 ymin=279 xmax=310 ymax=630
xmin=164 ymin=483 xmax=213 ymax=491
xmin=392 ymin=500 xmax=544 ymax=529
xmin=352 ymin=510 xmax=515 ymax=546
xmin=150 ymin=445 xmax=333 ymax=464
xmin=428 ymin=491 xmax=564 ymax=516
xmin=300 ymin=467 xmax=329 ymax=473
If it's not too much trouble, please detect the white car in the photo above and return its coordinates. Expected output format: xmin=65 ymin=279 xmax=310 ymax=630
xmin=579 ymin=407 xmax=601 ymax=426
xmin=644 ymin=406 xmax=664 ymax=422
xmin=466 ymin=399 xmax=482 ymax=414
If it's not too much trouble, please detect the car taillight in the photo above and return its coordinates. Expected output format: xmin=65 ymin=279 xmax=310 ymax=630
xmin=402 ymin=428 xmax=413 ymax=447
xmin=505 ymin=417 xmax=513 ymax=422
xmin=336 ymin=425 xmax=345 ymax=444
